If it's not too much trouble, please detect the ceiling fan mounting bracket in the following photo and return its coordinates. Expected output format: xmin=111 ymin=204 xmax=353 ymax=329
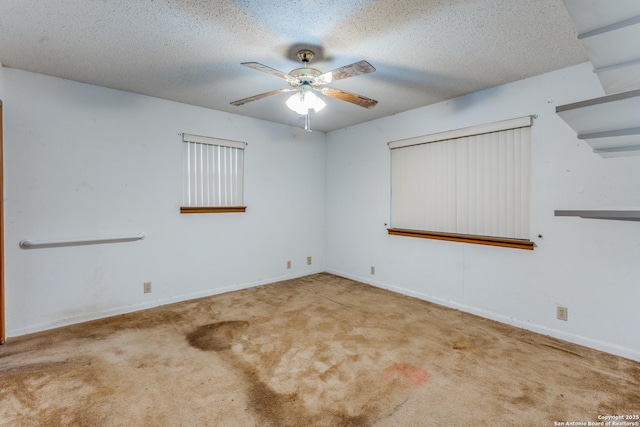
xmin=296 ymin=49 xmax=315 ymax=64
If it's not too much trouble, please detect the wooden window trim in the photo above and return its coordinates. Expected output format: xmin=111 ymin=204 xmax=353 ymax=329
xmin=180 ymin=206 xmax=246 ymax=214
xmin=387 ymin=228 xmax=534 ymax=250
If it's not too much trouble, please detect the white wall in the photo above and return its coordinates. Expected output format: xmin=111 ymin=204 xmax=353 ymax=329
xmin=0 ymin=67 xmax=326 ymax=336
xmin=326 ymin=62 xmax=640 ymax=361
xmin=2 ymin=62 xmax=638 ymax=362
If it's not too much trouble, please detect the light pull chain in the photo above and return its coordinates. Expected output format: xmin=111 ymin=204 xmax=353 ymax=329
xmin=304 ymin=113 xmax=311 ymax=132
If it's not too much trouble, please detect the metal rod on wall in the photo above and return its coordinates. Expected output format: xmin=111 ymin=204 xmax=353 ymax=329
xmin=19 ymin=233 xmax=145 ymax=249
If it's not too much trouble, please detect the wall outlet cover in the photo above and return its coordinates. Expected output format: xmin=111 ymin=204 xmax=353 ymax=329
xmin=557 ymin=306 xmax=568 ymax=321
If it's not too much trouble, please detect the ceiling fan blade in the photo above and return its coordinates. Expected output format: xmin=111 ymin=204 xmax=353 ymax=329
xmin=317 ymin=60 xmax=376 ymax=84
xmin=319 ymin=87 xmax=378 ymax=109
xmin=241 ymin=62 xmax=293 ymax=82
xmin=230 ymin=88 xmax=295 ymax=106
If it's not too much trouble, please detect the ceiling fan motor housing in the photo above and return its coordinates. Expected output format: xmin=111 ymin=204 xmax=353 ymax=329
xmin=288 ymin=67 xmax=322 ymax=87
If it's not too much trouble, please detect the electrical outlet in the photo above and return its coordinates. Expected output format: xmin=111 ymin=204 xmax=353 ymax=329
xmin=557 ymin=306 xmax=568 ymax=321
xmin=307 ymin=256 xmax=312 ymax=265
xmin=370 ymin=266 xmax=376 ymax=275
xmin=286 ymin=260 xmax=291 ymax=269
xmin=144 ymin=282 xmax=152 ymax=294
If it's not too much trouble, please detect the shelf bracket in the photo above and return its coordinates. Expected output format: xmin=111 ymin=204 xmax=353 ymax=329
xmin=554 ymin=210 xmax=640 ymax=221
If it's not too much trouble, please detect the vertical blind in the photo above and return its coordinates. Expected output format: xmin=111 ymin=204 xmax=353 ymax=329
xmin=182 ymin=133 xmax=245 ymax=207
xmin=389 ymin=116 xmax=532 ymax=240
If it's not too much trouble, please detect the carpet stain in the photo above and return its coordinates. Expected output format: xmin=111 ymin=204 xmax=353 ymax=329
xmin=0 ymin=358 xmax=104 ymax=426
xmin=247 ymin=377 xmax=371 ymax=427
xmin=384 ymin=363 xmax=430 ymax=386
xmin=186 ymin=321 xmax=249 ymax=351
xmin=186 ymin=316 xmax=405 ymax=426
xmin=190 ymin=320 xmax=377 ymax=426
xmin=542 ymin=343 xmax=585 ymax=358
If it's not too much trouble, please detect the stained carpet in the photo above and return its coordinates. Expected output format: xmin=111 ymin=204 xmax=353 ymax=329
xmin=1 ymin=273 xmax=638 ymax=426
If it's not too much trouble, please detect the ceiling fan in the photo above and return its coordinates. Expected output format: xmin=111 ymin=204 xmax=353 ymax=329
xmin=230 ymin=49 xmax=378 ymax=114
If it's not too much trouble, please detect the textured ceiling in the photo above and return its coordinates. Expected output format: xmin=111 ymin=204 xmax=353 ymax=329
xmin=0 ymin=0 xmax=588 ymax=132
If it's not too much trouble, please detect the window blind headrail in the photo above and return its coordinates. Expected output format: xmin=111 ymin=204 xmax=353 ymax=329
xmin=388 ymin=115 xmax=533 ymax=150
xmin=182 ymin=133 xmax=246 ymax=149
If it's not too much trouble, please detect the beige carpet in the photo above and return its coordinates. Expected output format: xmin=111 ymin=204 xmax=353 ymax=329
xmin=0 ymin=273 xmax=638 ymax=426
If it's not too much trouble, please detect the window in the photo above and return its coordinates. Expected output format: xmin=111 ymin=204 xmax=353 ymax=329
xmin=181 ymin=133 xmax=246 ymax=214
xmin=388 ymin=116 xmax=534 ymax=250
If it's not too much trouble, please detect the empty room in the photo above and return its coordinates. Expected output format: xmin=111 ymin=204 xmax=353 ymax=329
xmin=0 ymin=0 xmax=639 ymax=426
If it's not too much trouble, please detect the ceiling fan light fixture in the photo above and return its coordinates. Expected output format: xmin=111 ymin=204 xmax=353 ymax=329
xmin=306 ymin=90 xmax=326 ymax=113
xmin=286 ymin=86 xmax=326 ymax=115
xmin=285 ymin=92 xmax=308 ymax=114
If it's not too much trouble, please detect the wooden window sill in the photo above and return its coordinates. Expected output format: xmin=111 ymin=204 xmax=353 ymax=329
xmin=180 ymin=206 xmax=247 ymax=214
xmin=387 ymin=228 xmax=534 ymax=250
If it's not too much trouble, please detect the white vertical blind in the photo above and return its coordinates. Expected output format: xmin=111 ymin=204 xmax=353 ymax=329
xmin=389 ymin=117 xmax=532 ymax=240
xmin=182 ymin=134 xmax=245 ymax=207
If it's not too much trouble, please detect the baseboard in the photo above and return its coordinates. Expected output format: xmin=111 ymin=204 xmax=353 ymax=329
xmin=7 ymin=270 xmax=322 ymax=339
xmin=326 ymin=269 xmax=640 ymax=362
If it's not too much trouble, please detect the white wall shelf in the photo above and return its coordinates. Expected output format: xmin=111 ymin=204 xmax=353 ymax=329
xmin=554 ymin=210 xmax=640 ymax=221
xmin=556 ymin=89 xmax=640 ymax=158
xmin=559 ymin=1 xmax=640 ymax=158
xmin=563 ymin=0 xmax=640 ymax=95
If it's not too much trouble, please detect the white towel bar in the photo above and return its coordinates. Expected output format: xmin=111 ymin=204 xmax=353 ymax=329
xmin=19 ymin=233 xmax=145 ymax=249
